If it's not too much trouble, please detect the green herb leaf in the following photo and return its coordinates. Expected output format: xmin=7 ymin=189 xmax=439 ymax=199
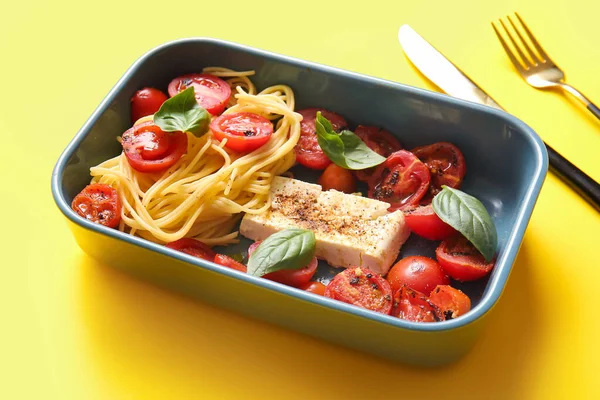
xmin=315 ymin=112 xmax=386 ymax=170
xmin=247 ymin=229 xmax=316 ymax=277
xmin=432 ymin=186 xmax=498 ymax=261
xmin=153 ymin=87 xmax=210 ymax=136
xmin=229 ymin=253 xmax=244 ymax=263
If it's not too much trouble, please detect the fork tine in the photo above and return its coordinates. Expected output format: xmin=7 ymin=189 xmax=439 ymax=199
xmin=514 ymin=12 xmax=551 ymax=62
xmin=499 ymin=19 xmax=532 ymax=68
xmin=492 ymin=22 xmax=525 ymax=73
xmin=507 ymin=15 xmax=541 ymax=64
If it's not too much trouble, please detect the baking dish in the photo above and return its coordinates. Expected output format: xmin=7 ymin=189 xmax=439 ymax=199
xmin=51 ymin=38 xmax=548 ymax=366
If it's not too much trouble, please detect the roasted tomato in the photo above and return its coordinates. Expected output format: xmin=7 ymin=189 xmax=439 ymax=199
xmin=165 ymin=238 xmax=216 ymax=261
xmin=214 ymin=254 xmax=247 ymax=272
xmin=391 ymin=286 xmax=443 ymax=322
xmin=368 ymin=150 xmax=431 ymax=211
xmin=411 ymin=142 xmax=466 ymax=201
xmin=248 ymin=242 xmax=318 ymax=287
xmin=210 ymin=112 xmax=274 ymax=153
xmin=386 ymin=256 xmax=450 ymax=296
xmin=318 ymin=163 xmax=357 ymax=193
xmin=355 ymin=125 xmax=402 ymax=158
xmin=130 ymin=87 xmax=168 ymax=123
xmin=324 ymin=267 xmax=393 ymax=315
xmin=168 ymin=73 xmax=231 ymax=115
xmin=428 ymin=285 xmax=471 ymax=320
xmin=298 ymin=281 xmax=327 ymax=296
xmin=294 ymin=108 xmax=348 ymax=170
xmin=354 ymin=125 xmax=402 ymax=182
xmin=121 ymin=121 xmax=187 ymax=173
xmin=71 ymin=183 xmax=121 ymax=228
xmin=436 ymin=235 xmax=495 ymax=282
xmin=403 ymin=204 xmax=456 ymax=240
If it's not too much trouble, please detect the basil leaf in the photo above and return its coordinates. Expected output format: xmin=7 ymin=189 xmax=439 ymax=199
xmin=318 ymin=113 xmax=335 ymax=132
xmin=315 ymin=112 xmax=386 ymax=170
xmin=432 ymin=186 xmax=498 ymax=262
xmin=337 ymin=130 xmax=387 ymax=168
xmin=247 ymin=229 xmax=316 ymax=277
xmin=229 ymin=253 xmax=244 ymax=263
xmin=153 ymin=87 xmax=210 ymax=136
xmin=315 ymin=116 xmax=345 ymax=163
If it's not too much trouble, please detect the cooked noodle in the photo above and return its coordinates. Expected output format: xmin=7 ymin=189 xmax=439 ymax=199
xmin=89 ymin=67 xmax=301 ymax=245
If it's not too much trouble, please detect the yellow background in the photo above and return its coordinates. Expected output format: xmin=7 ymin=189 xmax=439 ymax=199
xmin=2 ymin=0 xmax=599 ymax=398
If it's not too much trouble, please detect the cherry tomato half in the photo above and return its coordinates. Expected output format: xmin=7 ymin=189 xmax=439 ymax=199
xmin=428 ymin=285 xmax=471 ymax=320
xmin=354 ymin=125 xmax=403 ymax=182
xmin=298 ymin=281 xmax=327 ymax=296
xmin=403 ymin=204 xmax=456 ymax=241
xmin=368 ymin=150 xmax=431 ymax=211
xmin=214 ymin=254 xmax=247 ymax=273
xmin=324 ymin=267 xmax=393 ymax=315
xmin=121 ymin=121 xmax=187 ymax=173
xmin=165 ymin=238 xmax=216 ymax=261
xmin=318 ymin=163 xmax=356 ymax=194
xmin=391 ymin=286 xmax=443 ymax=322
xmin=168 ymin=73 xmax=231 ymax=116
xmin=294 ymin=108 xmax=348 ymax=170
xmin=248 ymin=242 xmax=318 ymax=287
xmin=209 ymin=112 xmax=274 ymax=153
xmin=71 ymin=183 xmax=121 ymax=228
xmin=435 ymin=235 xmax=495 ymax=282
xmin=386 ymin=256 xmax=450 ymax=296
xmin=130 ymin=87 xmax=168 ymax=123
xmin=411 ymin=142 xmax=466 ymax=201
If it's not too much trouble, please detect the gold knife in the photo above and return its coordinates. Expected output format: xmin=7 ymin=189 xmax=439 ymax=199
xmin=398 ymin=24 xmax=503 ymax=110
xmin=397 ymin=24 xmax=600 ymax=211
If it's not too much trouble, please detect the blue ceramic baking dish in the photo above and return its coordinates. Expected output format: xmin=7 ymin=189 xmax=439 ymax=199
xmin=51 ymin=38 xmax=547 ymax=366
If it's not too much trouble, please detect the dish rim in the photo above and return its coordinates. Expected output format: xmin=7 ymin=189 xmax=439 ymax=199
xmin=50 ymin=37 xmax=548 ymax=332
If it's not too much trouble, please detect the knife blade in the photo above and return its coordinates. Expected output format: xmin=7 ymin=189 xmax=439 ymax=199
xmin=398 ymin=24 xmax=503 ymax=110
xmin=397 ymin=24 xmax=600 ymax=212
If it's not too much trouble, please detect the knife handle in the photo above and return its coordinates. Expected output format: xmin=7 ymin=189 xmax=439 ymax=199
xmin=545 ymin=142 xmax=600 ymax=211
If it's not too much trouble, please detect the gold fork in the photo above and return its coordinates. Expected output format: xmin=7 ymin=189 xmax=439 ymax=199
xmin=492 ymin=13 xmax=600 ymax=120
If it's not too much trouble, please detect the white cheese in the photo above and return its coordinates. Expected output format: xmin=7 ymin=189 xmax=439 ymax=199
xmin=239 ymin=176 xmax=410 ymax=275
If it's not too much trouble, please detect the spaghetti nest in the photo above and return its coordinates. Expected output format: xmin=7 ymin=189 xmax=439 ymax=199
xmin=90 ymin=67 xmax=301 ymax=245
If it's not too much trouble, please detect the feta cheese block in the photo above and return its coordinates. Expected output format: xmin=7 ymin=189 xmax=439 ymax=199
xmin=239 ymin=176 xmax=411 ymax=275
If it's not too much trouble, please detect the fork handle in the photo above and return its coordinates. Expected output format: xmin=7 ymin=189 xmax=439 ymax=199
xmin=546 ymin=143 xmax=600 ymax=211
xmin=587 ymin=103 xmax=600 ymax=120
xmin=560 ymin=83 xmax=600 ymax=121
